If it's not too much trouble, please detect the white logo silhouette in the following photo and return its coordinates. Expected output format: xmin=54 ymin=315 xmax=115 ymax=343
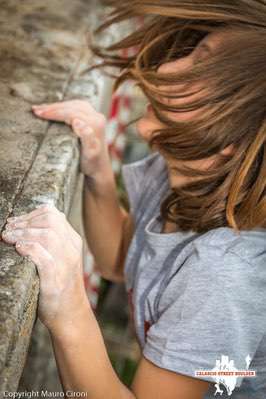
xmin=212 ymin=356 xmax=238 ymax=396
xmin=245 ymin=354 xmax=251 ymax=370
xmin=195 ymin=354 xmax=256 ymax=396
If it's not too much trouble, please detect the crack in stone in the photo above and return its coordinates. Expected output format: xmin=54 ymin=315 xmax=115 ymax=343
xmin=0 ymin=43 xmax=86 ymax=237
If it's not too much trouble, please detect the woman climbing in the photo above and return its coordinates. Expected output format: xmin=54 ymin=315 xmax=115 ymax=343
xmin=2 ymin=1 xmax=266 ymax=398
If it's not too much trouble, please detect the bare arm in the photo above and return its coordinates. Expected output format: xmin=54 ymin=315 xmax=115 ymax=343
xmin=49 ymin=303 xmax=211 ymax=399
xmin=82 ymin=169 xmax=135 ymax=282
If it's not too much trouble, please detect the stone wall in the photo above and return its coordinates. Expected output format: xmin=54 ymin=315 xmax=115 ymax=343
xmin=0 ymin=0 xmax=114 ymax=394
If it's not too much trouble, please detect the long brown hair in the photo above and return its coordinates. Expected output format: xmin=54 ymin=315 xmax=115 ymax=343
xmin=89 ymin=0 xmax=266 ymax=233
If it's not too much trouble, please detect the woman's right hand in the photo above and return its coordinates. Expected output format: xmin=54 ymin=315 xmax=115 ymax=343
xmin=32 ymin=100 xmax=110 ymax=180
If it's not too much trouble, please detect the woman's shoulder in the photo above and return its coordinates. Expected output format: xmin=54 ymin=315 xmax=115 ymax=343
xmin=164 ymin=227 xmax=266 ymax=320
xmin=122 ymin=151 xmax=166 ymax=182
xmin=191 ymin=226 xmax=266 ymax=269
xmin=121 ymin=151 xmax=168 ymax=218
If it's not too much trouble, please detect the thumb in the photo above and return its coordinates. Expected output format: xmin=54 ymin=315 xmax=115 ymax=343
xmin=16 ymin=241 xmax=55 ymax=282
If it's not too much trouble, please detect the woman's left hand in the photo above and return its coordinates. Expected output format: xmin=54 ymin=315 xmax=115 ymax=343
xmin=1 ymin=204 xmax=89 ymax=332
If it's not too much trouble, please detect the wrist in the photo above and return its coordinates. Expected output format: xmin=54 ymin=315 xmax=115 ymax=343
xmin=84 ymin=168 xmax=116 ymax=197
xmin=47 ymin=290 xmax=92 ymax=339
xmin=81 ymin=142 xmax=112 ymax=180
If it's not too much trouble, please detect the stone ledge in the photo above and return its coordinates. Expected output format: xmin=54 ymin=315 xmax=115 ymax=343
xmin=0 ymin=0 xmax=117 ymax=392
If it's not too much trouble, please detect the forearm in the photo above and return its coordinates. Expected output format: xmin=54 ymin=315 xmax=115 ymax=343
xmin=82 ymin=167 xmax=127 ymax=279
xmin=49 ymin=302 xmax=136 ymax=399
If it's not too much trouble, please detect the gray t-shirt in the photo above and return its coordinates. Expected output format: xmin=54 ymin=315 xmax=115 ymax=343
xmin=121 ymin=151 xmax=266 ymax=399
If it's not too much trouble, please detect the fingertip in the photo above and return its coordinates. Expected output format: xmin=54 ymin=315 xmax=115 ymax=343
xmin=34 ymin=109 xmax=44 ymax=115
xmin=32 ymin=103 xmax=48 ymax=108
xmin=15 ymin=241 xmax=25 ymax=255
xmin=16 ymin=241 xmax=30 ymax=253
xmin=32 ymin=106 xmax=42 ymax=113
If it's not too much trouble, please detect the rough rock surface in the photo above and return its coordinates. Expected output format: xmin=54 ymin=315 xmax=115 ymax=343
xmin=0 ymin=0 xmax=112 ymax=393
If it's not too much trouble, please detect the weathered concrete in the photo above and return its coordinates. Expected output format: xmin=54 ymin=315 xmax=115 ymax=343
xmin=0 ymin=0 xmax=114 ymax=394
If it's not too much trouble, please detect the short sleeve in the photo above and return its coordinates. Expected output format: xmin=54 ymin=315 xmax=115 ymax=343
xmin=143 ymin=244 xmax=266 ymax=388
xmin=121 ymin=151 xmax=168 ymax=219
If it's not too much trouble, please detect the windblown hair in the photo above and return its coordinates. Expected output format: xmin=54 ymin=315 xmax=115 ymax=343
xmin=90 ymin=0 xmax=266 ymax=233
